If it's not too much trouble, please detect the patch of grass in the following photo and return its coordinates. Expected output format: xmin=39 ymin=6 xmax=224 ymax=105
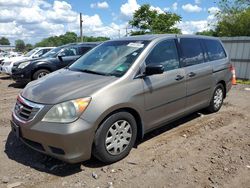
xmin=236 ymin=79 xmax=250 ymax=85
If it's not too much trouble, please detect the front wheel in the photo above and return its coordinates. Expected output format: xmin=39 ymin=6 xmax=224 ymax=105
xmin=33 ymin=69 xmax=50 ymax=80
xmin=207 ymin=84 xmax=225 ymax=113
xmin=93 ymin=112 xmax=137 ymax=163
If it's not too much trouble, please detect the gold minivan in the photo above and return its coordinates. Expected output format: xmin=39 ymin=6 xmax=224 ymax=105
xmin=11 ymin=34 xmax=232 ymax=163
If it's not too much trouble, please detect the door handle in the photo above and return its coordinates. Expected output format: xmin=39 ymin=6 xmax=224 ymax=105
xmin=175 ymin=75 xmax=184 ymax=81
xmin=188 ymin=72 xmax=196 ymax=77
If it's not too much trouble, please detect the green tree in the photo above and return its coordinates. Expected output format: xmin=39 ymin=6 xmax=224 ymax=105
xmin=196 ymin=29 xmax=218 ymax=37
xmin=78 ymin=36 xmax=110 ymax=42
xmin=197 ymin=0 xmax=250 ymax=37
xmin=215 ymin=0 xmax=250 ymax=36
xmin=35 ymin=32 xmax=110 ymax=47
xmin=25 ymin=43 xmax=33 ymax=51
xmin=129 ymin=4 xmax=182 ymax=35
xmin=0 ymin=37 xmax=10 ymax=45
xmin=15 ymin=39 xmax=25 ymax=52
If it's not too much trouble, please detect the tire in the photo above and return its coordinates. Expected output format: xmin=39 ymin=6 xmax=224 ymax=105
xmin=207 ymin=83 xmax=225 ymax=113
xmin=93 ymin=111 xmax=137 ymax=163
xmin=33 ymin=69 xmax=50 ymax=80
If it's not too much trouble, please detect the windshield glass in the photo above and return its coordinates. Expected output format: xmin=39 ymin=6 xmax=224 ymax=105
xmin=24 ymin=48 xmax=39 ymax=57
xmin=69 ymin=40 xmax=149 ymax=77
xmin=42 ymin=46 xmax=64 ymax=58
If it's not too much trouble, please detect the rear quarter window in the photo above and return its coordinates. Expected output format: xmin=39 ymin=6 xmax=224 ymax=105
xmin=203 ymin=39 xmax=226 ymax=61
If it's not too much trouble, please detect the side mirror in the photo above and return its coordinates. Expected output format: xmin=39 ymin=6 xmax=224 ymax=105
xmin=145 ymin=64 xmax=164 ymax=76
xmin=57 ymin=55 xmax=63 ymax=61
xmin=33 ymin=54 xmax=39 ymax=58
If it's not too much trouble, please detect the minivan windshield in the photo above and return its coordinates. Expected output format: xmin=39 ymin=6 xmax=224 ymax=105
xmin=69 ymin=40 xmax=149 ymax=77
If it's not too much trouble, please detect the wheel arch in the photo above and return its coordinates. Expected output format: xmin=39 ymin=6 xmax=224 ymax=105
xmin=217 ymin=80 xmax=226 ymax=98
xmin=95 ymin=107 xmax=144 ymax=141
xmin=31 ymin=65 xmax=53 ymax=80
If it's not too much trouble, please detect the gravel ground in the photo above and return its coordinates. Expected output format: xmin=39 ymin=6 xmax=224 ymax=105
xmin=0 ymin=74 xmax=250 ymax=188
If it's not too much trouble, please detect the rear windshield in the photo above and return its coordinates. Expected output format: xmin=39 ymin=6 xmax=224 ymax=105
xmin=69 ymin=40 xmax=149 ymax=77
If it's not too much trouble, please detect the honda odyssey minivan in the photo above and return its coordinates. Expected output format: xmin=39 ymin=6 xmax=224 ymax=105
xmin=11 ymin=35 xmax=232 ymax=163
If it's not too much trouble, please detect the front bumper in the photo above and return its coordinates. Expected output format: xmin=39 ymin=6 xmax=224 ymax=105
xmin=12 ymin=67 xmax=32 ymax=83
xmin=11 ymin=113 xmax=96 ymax=164
xmin=0 ymin=64 xmax=12 ymax=74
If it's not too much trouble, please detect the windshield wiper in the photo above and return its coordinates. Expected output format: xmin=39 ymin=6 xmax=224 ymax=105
xmin=68 ymin=67 xmax=118 ymax=77
xmin=83 ymin=69 xmax=116 ymax=76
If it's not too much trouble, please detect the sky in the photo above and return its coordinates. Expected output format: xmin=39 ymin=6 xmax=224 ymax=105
xmin=0 ymin=0 xmax=220 ymax=45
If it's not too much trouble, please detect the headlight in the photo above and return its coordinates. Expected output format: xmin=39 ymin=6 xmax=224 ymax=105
xmin=18 ymin=61 xmax=30 ymax=69
xmin=42 ymin=97 xmax=91 ymax=123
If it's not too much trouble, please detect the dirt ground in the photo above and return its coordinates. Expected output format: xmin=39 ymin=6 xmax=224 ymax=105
xmin=0 ymin=73 xmax=249 ymax=188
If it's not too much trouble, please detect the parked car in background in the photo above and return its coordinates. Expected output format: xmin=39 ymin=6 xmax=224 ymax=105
xmin=0 ymin=51 xmax=23 ymax=65
xmin=0 ymin=47 xmax=54 ymax=75
xmin=11 ymin=35 xmax=232 ymax=164
xmin=12 ymin=42 xmax=100 ymax=83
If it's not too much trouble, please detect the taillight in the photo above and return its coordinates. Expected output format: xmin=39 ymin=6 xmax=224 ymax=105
xmin=230 ymin=64 xmax=237 ymax=85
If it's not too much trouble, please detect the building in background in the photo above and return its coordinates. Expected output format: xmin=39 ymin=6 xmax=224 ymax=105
xmin=0 ymin=45 xmax=15 ymax=52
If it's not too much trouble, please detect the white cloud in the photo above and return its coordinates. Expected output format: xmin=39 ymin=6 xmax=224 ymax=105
xmin=0 ymin=0 xmax=33 ymax=7
xmin=90 ymin=1 xmax=109 ymax=9
xmin=46 ymin=1 xmax=78 ymax=23
xmin=182 ymin=3 xmax=202 ymax=13
xmin=0 ymin=0 xmax=219 ymax=44
xmin=0 ymin=0 xmax=121 ymax=44
xmin=177 ymin=20 xmax=209 ymax=34
xmin=150 ymin=6 xmax=165 ymax=14
xmin=172 ymin=2 xmax=178 ymax=11
xmin=120 ymin=0 xmax=168 ymax=20
xmin=195 ymin=0 xmax=201 ymax=4
xmin=120 ymin=0 xmax=140 ymax=19
xmin=208 ymin=6 xmax=220 ymax=14
xmin=177 ymin=6 xmax=220 ymax=34
xmin=164 ymin=7 xmax=170 ymax=12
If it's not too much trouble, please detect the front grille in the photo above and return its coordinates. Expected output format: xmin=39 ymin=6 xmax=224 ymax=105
xmin=14 ymin=95 xmax=44 ymax=122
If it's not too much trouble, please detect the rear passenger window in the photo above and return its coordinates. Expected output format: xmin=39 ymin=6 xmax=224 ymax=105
xmin=180 ymin=38 xmax=204 ymax=66
xmin=203 ymin=39 xmax=226 ymax=61
xmin=145 ymin=40 xmax=180 ymax=71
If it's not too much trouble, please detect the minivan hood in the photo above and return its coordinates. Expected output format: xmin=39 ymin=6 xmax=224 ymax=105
xmin=22 ymin=69 xmax=118 ymax=104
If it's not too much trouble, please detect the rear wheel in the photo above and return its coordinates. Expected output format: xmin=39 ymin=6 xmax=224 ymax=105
xmin=33 ymin=69 xmax=50 ymax=80
xmin=93 ymin=111 xmax=137 ymax=163
xmin=207 ymin=83 xmax=225 ymax=113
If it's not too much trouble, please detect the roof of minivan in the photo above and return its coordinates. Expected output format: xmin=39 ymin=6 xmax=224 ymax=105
xmin=112 ymin=34 xmax=219 ymax=41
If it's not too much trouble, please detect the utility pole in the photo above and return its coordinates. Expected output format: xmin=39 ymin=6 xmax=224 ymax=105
xmin=80 ymin=13 xmax=83 ymax=42
xmin=118 ymin=29 xmax=121 ymax=38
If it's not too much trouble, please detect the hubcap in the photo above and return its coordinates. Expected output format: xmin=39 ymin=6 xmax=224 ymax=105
xmin=105 ymin=120 xmax=132 ymax=155
xmin=214 ymin=88 xmax=223 ymax=109
xmin=37 ymin=72 xmax=48 ymax=79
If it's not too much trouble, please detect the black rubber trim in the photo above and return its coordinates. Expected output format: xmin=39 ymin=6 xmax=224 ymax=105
xmin=213 ymin=67 xmax=228 ymax=73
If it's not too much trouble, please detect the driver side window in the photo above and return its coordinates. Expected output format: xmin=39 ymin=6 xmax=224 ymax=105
xmin=145 ymin=39 xmax=180 ymax=71
xmin=60 ymin=47 xmax=77 ymax=57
